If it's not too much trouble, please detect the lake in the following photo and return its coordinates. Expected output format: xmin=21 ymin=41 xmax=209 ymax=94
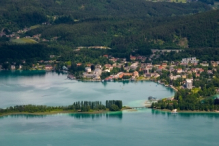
xmin=0 ymin=71 xmax=218 ymax=146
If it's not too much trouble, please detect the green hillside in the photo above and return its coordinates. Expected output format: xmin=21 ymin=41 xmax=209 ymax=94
xmin=0 ymin=0 xmax=218 ymax=62
xmin=0 ymin=0 xmax=211 ymax=30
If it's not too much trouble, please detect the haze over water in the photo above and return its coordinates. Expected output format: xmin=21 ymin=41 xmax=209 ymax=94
xmin=0 ymin=71 xmax=218 ymax=146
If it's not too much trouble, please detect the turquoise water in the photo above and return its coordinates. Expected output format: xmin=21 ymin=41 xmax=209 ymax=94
xmin=0 ymin=71 xmax=174 ymax=108
xmin=0 ymin=71 xmax=218 ymax=146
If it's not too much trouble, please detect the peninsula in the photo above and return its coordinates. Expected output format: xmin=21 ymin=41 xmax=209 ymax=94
xmin=0 ymin=100 xmax=123 ymax=117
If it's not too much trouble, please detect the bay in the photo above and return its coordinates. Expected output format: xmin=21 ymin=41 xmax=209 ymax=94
xmin=0 ymin=71 xmax=218 ymax=146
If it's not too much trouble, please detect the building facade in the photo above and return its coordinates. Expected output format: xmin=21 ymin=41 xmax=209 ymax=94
xmin=186 ymin=79 xmax=193 ymax=89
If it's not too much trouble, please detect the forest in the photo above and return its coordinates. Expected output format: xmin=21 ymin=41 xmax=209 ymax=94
xmin=0 ymin=100 xmax=123 ymax=115
xmin=0 ymin=0 xmax=218 ymax=64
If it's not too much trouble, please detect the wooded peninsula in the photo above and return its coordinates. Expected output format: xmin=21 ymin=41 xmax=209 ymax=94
xmin=0 ymin=100 xmax=123 ymax=116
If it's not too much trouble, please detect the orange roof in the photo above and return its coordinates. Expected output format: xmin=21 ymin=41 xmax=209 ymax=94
xmin=77 ymin=63 xmax=82 ymax=66
xmin=123 ymin=73 xmax=133 ymax=76
xmin=158 ymin=66 xmax=163 ymax=69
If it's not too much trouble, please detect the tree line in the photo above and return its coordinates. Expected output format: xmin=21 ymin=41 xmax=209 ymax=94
xmin=0 ymin=100 xmax=123 ymax=114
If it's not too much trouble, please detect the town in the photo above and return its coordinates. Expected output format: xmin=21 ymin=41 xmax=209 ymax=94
xmin=1 ymin=51 xmax=219 ymax=93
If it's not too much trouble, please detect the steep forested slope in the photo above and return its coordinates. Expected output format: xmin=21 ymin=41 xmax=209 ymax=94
xmin=0 ymin=0 xmax=218 ymax=62
xmin=0 ymin=0 xmax=211 ymax=30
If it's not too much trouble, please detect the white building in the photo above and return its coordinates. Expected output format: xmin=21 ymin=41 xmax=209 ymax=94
xmin=130 ymin=62 xmax=138 ymax=70
xmin=85 ymin=67 xmax=91 ymax=73
xmin=181 ymin=57 xmax=198 ymax=64
xmin=186 ymin=79 xmax=193 ymax=89
xmin=11 ymin=65 xmax=16 ymax=70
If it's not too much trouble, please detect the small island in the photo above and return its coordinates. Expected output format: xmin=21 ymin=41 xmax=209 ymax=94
xmin=0 ymin=100 xmax=125 ymax=117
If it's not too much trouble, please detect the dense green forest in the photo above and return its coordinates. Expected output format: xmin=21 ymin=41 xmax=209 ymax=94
xmin=0 ymin=0 xmax=211 ymax=29
xmin=0 ymin=0 xmax=218 ymax=63
xmin=0 ymin=100 xmax=123 ymax=115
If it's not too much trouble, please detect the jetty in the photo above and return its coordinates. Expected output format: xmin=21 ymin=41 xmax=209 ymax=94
xmin=67 ymin=74 xmax=76 ymax=80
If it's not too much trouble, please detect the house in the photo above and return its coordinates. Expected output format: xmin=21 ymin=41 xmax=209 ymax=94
xmin=114 ymin=72 xmax=124 ymax=79
xmin=104 ymin=64 xmax=113 ymax=70
xmin=170 ymin=74 xmax=181 ymax=80
xmin=50 ymin=55 xmax=55 ymax=58
xmin=63 ymin=66 xmax=68 ymax=70
xmin=200 ymin=62 xmax=209 ymax=67
xmin=181 ymin=75 xmax=187 ymax=79
xmin=86 ymin=63 xmax=92 ymax=67
xmin=186 ymin=79 xmax=193 ymax=89
xmin=85 ymin=67 xmax=91 ymax=73
xmin=196 ymin=73 xmax=200 ymax=77
xmin=77 ymin=63 xmax=82 ymax=66
xmin=130 ymin=62 xmax=138 ymax=70
xmin=181 ymin=57 xmax=199 ymax=64
xmin=157 ymin=66 xmax=163 ymax=72
xmin=120 ymin=73 xmax=133 ymax=78
xmin=130 ymin=55 xmax=136 ymax=61
xmin=103 ymin=55 xmax=108 ymax=58
xmin=191 ymin=68 xmax=196 ymax=73
xmin=207 ymin=70 xmax=213 ymax=74
xmin=154 ymin=73 xmax=160 ymax=78
xmin=95 ymin=64 xmax=102 ymax=69
xmin=94 ymin=68 xmax=102 ymax=76
xmin=104 ymin=75 xmax=114 ymax=81
xmin=104 ymin=69 xmax=110 ymax=72
xmin=162 ymin=63 xmax=167 ymax=68
xmin=19 ymin=65 xmax=22 ymax=70
xmin=177 ymin=68 xmax=183 ymax=74
xmin=0 ymin=32 xmax=5 ymax=37
xmin=45 ymin=65 xmax=53 ymax=70
xmin=109 ymin=58 xmax=118 ymax=62
xmin=133 ymin=71 xmax=139 ymax=77
xmin=145 ymin=73 xmax=152 ymax=78
xmin=83 ymin=73 xmax=95 ymax=79
xmin=11 ymin=65 xmax=16 ymax=70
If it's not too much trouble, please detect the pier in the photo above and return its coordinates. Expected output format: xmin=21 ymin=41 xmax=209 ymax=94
xmin=131 ymin=107 xmax=148 ymax=109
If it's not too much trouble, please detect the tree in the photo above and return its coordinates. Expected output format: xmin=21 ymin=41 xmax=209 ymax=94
xmin=109 ymin=104 xmax=120 ymax=111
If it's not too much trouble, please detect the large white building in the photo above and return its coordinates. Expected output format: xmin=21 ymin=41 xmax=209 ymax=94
xmin=181 ymin=57 xmax=198 ymax=64
xmin=186 ymin=79 xmax=193 ymax=89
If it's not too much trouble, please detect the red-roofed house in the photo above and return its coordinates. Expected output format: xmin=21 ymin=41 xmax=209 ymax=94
xmin=177 ymin=68 xmax=182 ymax=74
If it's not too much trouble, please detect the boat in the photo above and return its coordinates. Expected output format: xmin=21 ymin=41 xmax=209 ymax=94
xmin=171 ymin=109 xmax=178 ymax=114
xmin=148 ymin=96 xmax=156 ymax=101
xmin=67 ymin=74 xmax=76 ymax=80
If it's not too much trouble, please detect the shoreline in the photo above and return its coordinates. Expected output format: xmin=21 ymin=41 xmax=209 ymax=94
xmin=152 ymin=108 xmax=219 ymax=113
xmin=0 ymin=110 xmax=110 ymax=117
xmin=0 ymin=107 xmax=133 ymax=117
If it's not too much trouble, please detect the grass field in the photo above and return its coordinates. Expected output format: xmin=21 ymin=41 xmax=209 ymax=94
xmin=146 ymin=0 xmax=187 ymax=3
xmin=192 ymin=88 xmax=201 ymax=94
xmin=11 ymin=38 xmax=38 ymax=44
xmin=30 ymin=25 xmax=41 ymax=30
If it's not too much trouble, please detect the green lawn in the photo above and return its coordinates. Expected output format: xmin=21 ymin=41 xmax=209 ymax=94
xmin=191 ymin=88 xmax=200 ymax=94
xmin=30 ymin=25 xmax=41 ymax=30
xmin=11 ymin=38 xmax=38 ymax=44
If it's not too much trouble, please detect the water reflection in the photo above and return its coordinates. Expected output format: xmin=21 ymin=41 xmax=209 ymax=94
xmin=151 ymin=109 xmax=219 ymax=119
xmin=0 ymin=112 xmax=123 ymax=120
xmin=0 ymin=70 xmax=46 ymax=78
xmin=0 ymin=114 xmax=47 ymax=119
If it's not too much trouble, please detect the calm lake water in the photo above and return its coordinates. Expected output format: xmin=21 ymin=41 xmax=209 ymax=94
xmin=0 ymin=71 xmax=218 ymax=146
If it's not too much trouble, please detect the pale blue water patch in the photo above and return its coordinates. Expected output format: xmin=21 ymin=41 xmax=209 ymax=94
xmin=0 ymin=71 xmax=174 ymax=108
xmin=0 ymin=71 xmax=218 ymax=146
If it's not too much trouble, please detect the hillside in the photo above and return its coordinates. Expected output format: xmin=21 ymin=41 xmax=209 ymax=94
xmin=24 ymin=10 xmax=219 ymax=50
xmin=0 ymin=0 xmax=211 ymax=30
xmin=0 ymin=0 xmax=218 ymax=63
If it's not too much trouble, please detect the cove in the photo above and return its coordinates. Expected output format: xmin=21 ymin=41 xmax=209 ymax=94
xmin=0 ymin=71 xmax=174 ymax=108
xmin=0 ymin=71 xmax=218 ymax=146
